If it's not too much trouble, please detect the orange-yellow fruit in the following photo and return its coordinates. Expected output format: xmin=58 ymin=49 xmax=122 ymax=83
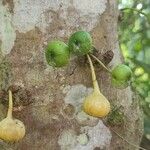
xmin=0 ymin=118 xmax=25 ymax=142
xmin=0 ymin=90 xmax=25 ymax=142
xmin=83 ymin=91 xmax=110 ymax=117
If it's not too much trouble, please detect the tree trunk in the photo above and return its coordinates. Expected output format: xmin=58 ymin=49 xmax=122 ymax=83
xmin=0 ymin=0 xmax=143 ymax=150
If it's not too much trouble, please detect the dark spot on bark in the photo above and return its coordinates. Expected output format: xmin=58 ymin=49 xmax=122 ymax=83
xmin=94 ymin=147 xmax=107 ymax=150
xmin=91 ymin=47 xmax=113 ymax=66
xmin=60 ymin=4 xmax=63 ymax=8
xmin=0 ymin=85 xmax=34 ymax=107
xmin=118 ymin=11 xmax=124 ymax=22
xmin=102 ymin=50 xmax=114 ymax=65
xmin=104 ymin=35 xmax=107 ymax=38
xmin=62 ymin=104 xmax=75 ymax=118
xmin=94 ymin=147 xmax=101 ymax=150
xmin=58 ymin=26 xmax=63 ymax=30
xmin=92 ymin=46 xmax=99 ymax=53
xmin=2 ymin=0 xmax=14 ymax=13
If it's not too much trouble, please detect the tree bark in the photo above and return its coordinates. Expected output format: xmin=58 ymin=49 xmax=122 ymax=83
xmin=0 ymin=0 xmax=143 ymax=150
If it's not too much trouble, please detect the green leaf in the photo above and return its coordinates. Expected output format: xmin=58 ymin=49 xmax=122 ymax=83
xmin=134 ymin=40 xmax=142 ymax=52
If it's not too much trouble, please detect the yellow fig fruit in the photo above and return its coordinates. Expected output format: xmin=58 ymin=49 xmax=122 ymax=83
xmin=83 ymin=55 xmax=110 ymax=117
xmin=0 ymin=90 xmax=25 ymax=142
xmin=83 ymin=89 xmax=110 ymax=117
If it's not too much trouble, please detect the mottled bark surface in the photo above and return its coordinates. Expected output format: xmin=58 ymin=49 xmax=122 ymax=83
xmin=0 ymin=0 xmax=143 ymax=150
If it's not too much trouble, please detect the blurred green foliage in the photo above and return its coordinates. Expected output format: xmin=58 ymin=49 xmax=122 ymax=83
xmin=118 ymin=0 xmax=150 ymax=141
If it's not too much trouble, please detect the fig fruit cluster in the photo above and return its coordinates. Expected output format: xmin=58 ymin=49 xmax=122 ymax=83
xmin=45 ymin=30 xmax=132 ymax=118
xmin=45 ymin=31 xmax=92 ymax=68
xmin=45 ymin=30 xmax=132 ymax=89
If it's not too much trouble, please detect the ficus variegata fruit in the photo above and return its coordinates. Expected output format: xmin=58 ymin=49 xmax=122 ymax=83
xmin=111 ymin=64 xmax=132 ymax=81
xmin=68 ymin=31 xmax=92 ymax=55
xmin=83 ymin=55 xmax=111 ymax=117
xmin=111 ymin=64 xmax=132 ymax=89
xmin=0 ymin=90 xmax=25 ymax=142
xmin=45 ymin=41 xmax=70 ymax=67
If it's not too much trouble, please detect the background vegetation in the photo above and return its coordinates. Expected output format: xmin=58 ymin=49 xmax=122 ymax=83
xmin=118 ymin=0 xmax=150 ymax=148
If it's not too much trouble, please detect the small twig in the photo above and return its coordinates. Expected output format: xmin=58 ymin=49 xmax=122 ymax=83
xmin=111 ymin=105 xmax=122 ymax=113
xmin=111 ymin=128 xmax=147 ymax=150
xmin=120 ymin=8 xmax=150 ymax=24
xmin=90 ymin=54 xmax=111 ymax=73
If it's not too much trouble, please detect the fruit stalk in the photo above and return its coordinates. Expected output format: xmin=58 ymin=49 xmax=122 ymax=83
xmin=90 ymin=54 xmax=111 ymax=73
xmin=87 ymin=54 xmax=100 ymax=93
xmin=83 ymin=55 xmax=111 ymax=117
xmin=7 ymin=90 xmax=13 ymax=118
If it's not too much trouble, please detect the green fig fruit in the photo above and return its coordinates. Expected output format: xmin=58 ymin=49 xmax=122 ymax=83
xmin=111 ymin=64 xmax=132 ymax=81
xmin=45 ymin=41 xmax=70 ymax=67
xmin=68 ymin=31 xmax=92 ymax=55
xmin=111 ymin=64 xmax=132 ymax=89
